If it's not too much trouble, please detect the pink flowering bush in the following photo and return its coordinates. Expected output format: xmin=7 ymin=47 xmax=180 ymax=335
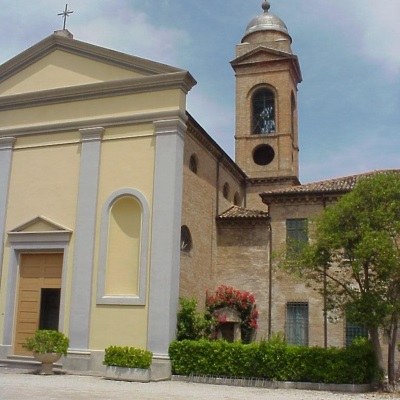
xmin=206 ymin=285 xmax=259 ymax=343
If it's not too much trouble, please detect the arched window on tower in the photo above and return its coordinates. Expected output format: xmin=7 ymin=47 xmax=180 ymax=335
xmin=252 ymin=88 xmax=276 ymax=134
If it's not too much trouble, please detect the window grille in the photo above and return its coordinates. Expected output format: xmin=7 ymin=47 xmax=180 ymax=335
xmin=286 ymin=302 xmax=309 ymax=346
xmin=345 ymin=321 xmax=368 ymax=347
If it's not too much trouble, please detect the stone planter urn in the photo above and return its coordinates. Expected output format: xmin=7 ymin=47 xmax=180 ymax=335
xmin=33 ymin=352 xmax=62 ymax=375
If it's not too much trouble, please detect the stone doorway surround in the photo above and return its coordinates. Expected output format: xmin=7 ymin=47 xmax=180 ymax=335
xmin=0 ymin=216 xmax=71 ymax=360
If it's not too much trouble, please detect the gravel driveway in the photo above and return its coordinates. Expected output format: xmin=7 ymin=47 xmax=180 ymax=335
xmin=0 ymin=370 xmax=398 ymax=400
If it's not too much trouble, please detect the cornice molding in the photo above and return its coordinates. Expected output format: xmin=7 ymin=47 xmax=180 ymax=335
xmin=217 ymin=218 xmax=269 ymax=226
xmin=0 ymin=137 xmax=16 ymax=150
xmin=0 ymin=109 xmax=187 ymax=138
xmin=248 ymin=176 xmax=300 ymax=186
xmin=79 ymin=127 xmax=105 ymax=142
xmin=0 ymin=33 xmax=184 ymax=85
xmin=0 ymin=71 xmax=195 ymax=111
xmin=262 ymin=192 xmax=343 ymax=205
xmin=154 ymin=117 xmax=188 ymax=140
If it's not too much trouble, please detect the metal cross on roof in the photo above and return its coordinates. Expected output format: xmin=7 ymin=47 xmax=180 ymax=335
xmin=58 ymin=4 xmax=74 ymax=30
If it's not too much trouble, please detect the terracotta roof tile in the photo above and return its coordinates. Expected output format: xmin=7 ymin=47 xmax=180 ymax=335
xmin=261 ymin=169 xmax=400 ymax=197
xmin=218 ymin=205 xmax=269 ymax=220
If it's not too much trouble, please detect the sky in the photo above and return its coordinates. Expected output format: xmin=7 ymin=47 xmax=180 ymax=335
xmin=0 ymin=0 xmax=399 ymax=183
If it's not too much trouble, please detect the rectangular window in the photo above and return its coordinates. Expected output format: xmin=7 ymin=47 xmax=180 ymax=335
xmin=345 ymin=321 xmax=368 ymax=347
xmin=286 ymin=302 xmax=309 ymax=346
xmin=286 ymin=218 xmax=308 ymax=256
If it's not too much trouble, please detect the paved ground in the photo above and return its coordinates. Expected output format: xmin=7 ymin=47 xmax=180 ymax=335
xmin=0 ymin=368 xmax=398 ymax=400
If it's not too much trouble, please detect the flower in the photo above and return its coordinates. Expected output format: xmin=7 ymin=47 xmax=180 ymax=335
xmin=206 ymin=285 xmax=259 ymax=335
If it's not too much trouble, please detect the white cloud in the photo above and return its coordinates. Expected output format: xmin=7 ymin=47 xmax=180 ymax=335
xmin=304 ymin=0 xmax=400 ymax=79
xmin=300 ymin=128 xmax=400 ymax=183
xmin=0 ymin=1 xmax=190 ymax=67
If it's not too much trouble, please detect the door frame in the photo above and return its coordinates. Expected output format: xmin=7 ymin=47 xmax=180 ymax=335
xmin=2 ymin=230 xmax=71 ymax=356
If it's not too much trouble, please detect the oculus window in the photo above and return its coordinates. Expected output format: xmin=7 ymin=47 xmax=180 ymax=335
xmin=253 ymin=144 xmax=275 ymax=166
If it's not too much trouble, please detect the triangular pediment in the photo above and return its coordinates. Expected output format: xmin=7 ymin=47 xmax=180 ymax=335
xmin=0 ymin=32 xmax=183 ymax=96
xmin=9 ymin=216 xmax=72 ymax=233
xmin=232 ymin=46 xmax=296 ymax=66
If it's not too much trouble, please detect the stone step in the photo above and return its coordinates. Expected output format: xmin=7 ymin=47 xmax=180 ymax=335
xmin=0 ymin=356 xmax=62 ymax=372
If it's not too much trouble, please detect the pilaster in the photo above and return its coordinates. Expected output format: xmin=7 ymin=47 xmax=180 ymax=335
xmin=68 ymin=127 xmax=104 ymax=350
xmin=147 ymin=118 xmax=186 ymax=371
xmin=0 ymin=137 xmax=16 ymax=276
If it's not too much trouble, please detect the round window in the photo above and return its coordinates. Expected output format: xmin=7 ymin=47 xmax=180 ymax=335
xmin=253 ymin=145 xmax=275 ymax=166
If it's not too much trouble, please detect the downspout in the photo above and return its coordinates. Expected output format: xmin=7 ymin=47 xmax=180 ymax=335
xmin=243 ymin=178 xmax=247 ymax=208
xmin=267 ymin=217 xmax=272 ymax=339
xmin=322 ymin=196 xmax=328 ymax=349
xmin=216 ymin=157 xmax=221 ymax=216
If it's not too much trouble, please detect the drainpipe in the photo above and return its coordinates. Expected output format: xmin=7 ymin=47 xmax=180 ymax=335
xmin=243 ymin=178 xmax=247 ymax=208
xmin=322 ymin=196 xmax=328 ymax=348
xmin=216 ymin=158 xmax=221 ymax=216
xmin=267 ymin=218 xmax=272 ymax=339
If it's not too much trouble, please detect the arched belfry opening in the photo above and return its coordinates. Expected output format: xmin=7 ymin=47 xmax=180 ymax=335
xmin=252 ymin=88 xmax=276 ymax=135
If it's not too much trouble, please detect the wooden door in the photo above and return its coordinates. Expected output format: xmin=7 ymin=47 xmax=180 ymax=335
xmin=14 ymin=253 xmax=63 ymax=355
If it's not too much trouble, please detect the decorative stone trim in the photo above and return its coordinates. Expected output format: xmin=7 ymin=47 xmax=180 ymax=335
xmin=0 ymin=137 xmax=16 ymax=150
xmin=2 ymin=239 xmax=71 ymax=347
xmin=96 ymin=188 xmax=150 ymax=305
xmin=79 ymin=126 xmax=104 ymax=142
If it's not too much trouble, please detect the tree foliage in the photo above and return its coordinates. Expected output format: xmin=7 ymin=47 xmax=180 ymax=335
xmin=281 ymin=172 xmax=400 ymax=386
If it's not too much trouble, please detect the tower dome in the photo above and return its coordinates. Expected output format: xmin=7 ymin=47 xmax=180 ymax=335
xmin=242 ymin=1 xmax=291 ymax=43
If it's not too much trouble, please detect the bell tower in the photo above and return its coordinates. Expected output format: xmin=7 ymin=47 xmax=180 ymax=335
xmin=232 ymin=1 xmax=302 ymax=204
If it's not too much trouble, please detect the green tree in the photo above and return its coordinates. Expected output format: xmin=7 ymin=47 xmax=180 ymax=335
xmin=281 ymin=172 xmax=400 ymax=387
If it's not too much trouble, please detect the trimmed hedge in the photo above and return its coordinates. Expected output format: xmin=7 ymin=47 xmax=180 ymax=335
xmin=104 ymin=346 xmax=153 ymax=369
xmin=169 ymin=338 xmax=380 ymax=384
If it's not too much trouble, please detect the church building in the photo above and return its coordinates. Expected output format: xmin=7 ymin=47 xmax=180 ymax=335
xmin=0 ymin=1 xmax=397 ymax=378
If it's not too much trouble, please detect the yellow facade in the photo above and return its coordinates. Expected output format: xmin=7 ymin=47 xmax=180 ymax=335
xmin=0 ymin=31 xmax=195 ymax=377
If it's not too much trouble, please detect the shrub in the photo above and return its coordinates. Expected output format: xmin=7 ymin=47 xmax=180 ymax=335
xmin=169 ymin=337 xmax=379 ymax=384
xmin=23 ymin=330 xmax=69 ymax=355
xmin=176 ymin=297 xmax=214 ymax=341
xmin=104 ymin=346 xmax=153 ymax=369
